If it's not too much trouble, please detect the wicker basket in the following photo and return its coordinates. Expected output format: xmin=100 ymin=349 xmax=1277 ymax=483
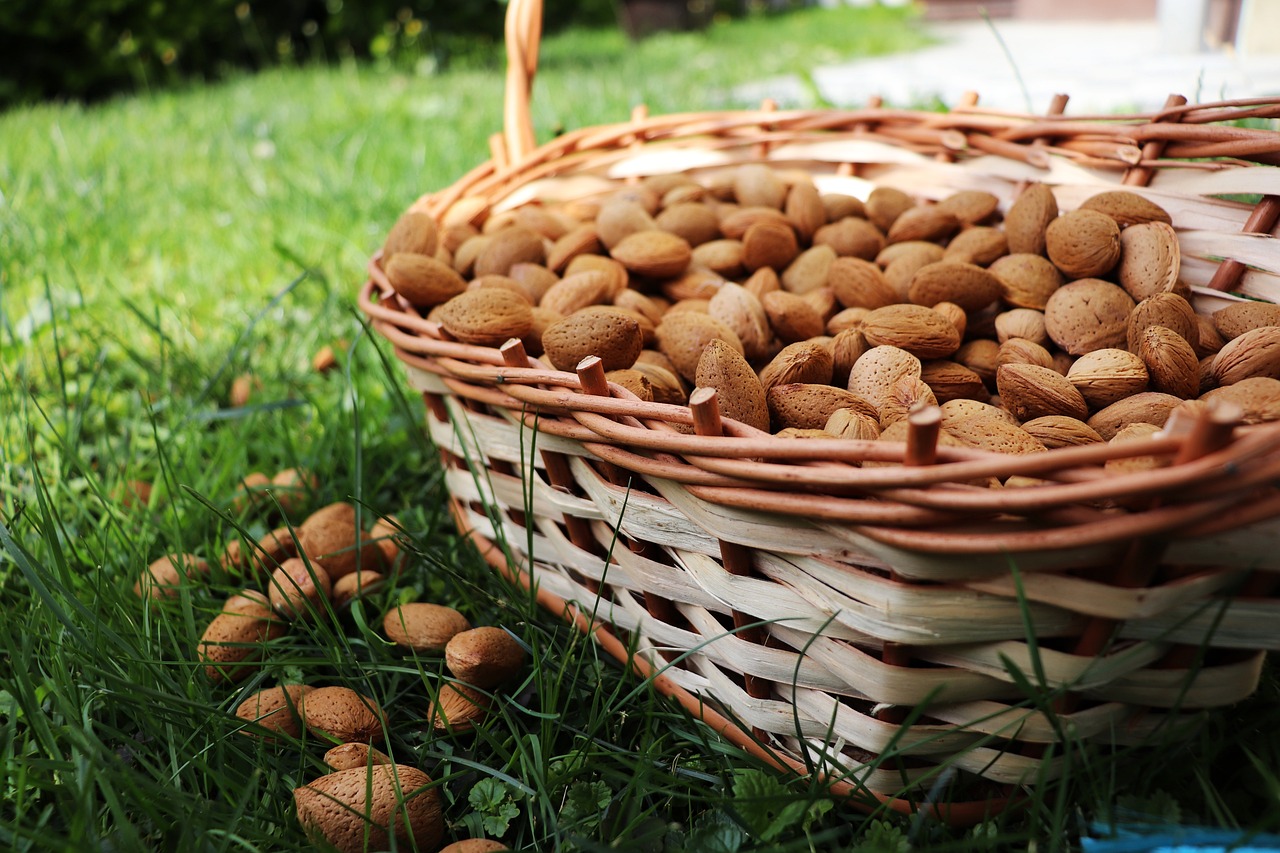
xmin=359 ymin=0 xmax=1280 ymax=823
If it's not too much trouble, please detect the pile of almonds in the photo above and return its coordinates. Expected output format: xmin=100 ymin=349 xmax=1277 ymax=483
xmin=382 ymin=165 xmax=1280 ymax=466
xmin=132 ymin=472 xmax=524 ymax=852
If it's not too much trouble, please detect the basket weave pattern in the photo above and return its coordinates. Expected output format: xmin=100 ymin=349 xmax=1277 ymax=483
xmin=360 ymin=0 xmax=1280 ymax=816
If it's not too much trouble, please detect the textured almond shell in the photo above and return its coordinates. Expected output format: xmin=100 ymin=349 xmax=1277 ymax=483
xmin=293 ymin=765 xmax=442 ymax=853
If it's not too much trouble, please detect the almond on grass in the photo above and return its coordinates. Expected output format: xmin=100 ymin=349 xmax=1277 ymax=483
xmin=198 ymin=602 xmax=287 ymax=683
xmin=541 ymin=307 xmax=643 ymax=373
xmin=437 ymin=289 xmax=534 ymax=347
xmin=760 ymin=340 xmax=834 ymax=391
xmin=268 ymin=558 xmax=333 ymax=621
xmin=384 ymin=603 xmax=471 ymax=652
xmin=988 ymin=253 xmax=1064 ymax=310
xmin=235 ymin=685 xmax=314 ymax=741
xmin=332 ymin=570 xmax=387 ymax=610
xmin=1139 ymin=325 xmax=1200 ymax=399
xmin=997 ymin=363 xmax=1089 ymax=421
xmin=767 ymin=383 xmax=877 ymax=432
xmin=861 ymin=304 xmax=961 ymax=359
xmin=696 ymin=340 xmax=770 ymax=432
xmin=293 ymin=765 xmax=443 ymax=853
xmin=445 ymin=626 xmax=526 ymax=689
xmin=1067 ymin=348 xmax=1150 ymax=409
xmin=427 ymin=683 xmax=490 ymax=733
xmin=324 ymin=743 xmax=393 ymax=772
xmin=134 ymin=553 xmax=209 ymax=601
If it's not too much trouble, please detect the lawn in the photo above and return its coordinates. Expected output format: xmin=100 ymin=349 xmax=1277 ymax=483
xmin=3 ymin=4 xmax=1279 ymax=851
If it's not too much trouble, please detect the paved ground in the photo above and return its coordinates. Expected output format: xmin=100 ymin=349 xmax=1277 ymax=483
xmin=736 ymin=18 xmax=1280 ymax=114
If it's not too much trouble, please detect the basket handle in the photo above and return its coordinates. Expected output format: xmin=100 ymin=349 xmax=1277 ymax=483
xmin=503 ymin=0 xmax=543 ymax=166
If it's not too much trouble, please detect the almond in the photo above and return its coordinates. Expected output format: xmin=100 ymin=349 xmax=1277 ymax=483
xmin=1067 ymin=348 xmax=1149 ymax=409
xmin=827 ymin=256 xmax=897 ymax=310
xmin=997 ymin=363 xmax=1089 ymax=421
xmin=1105 ymin=422 xmax=1169 ymax=475
xmin=943 ymin=416 xmax=1046 ymax=454
xmin=445 ymin=626 xmax=526 ymax=689
xmin=931 ymin=301 xmax=967 ymax=340
xmin=882 ymin=244 xmax=945 ymax=301
xmin=781 ymin=244 xmax=838 ymax=294
xmin=940 ymin=398 xmax=1020 ymax=426
xmin=474 ymin=226 xmax=545 ymax=277
xmin=293 ymin=765 xmax=442 ymax=853
xmin=907 ymin=261 xmax=1002 ymax=312
xmin=134 ymin=553 xmax=209 ymax=601
xmin=997 ymin=338 xmax=1056 ymax=372
xmin=954 ymin=339 xmax=1001 ymax=389
xmin=943 ymin=226 xmax=1008 ymax=266
xmin=830 ymin=327 xmax=869 ymax=387
xmin=935 ymin=190 xmax=1000 ymax=225
xmin=298 ymin=503 xmax=384 ymax=581
xmin=876 ymin=376 xmax=938 ymax=429
xmin=813 ymin=216 xmax=885 ymax=260
xmin=761 ymin=290 xmax=825 ymax=343
xmin=822 ymin=193 xmax=866 ymax=222
xmin=1004 ymin=183 xmax=1059 ymax=256
xmin=564 ymin=254 xmax=629 ymax=295
xmin=1211 ymin=326 xmax=1280 ymax=385
xmin=1195 ymin=314 xmax=1227 ymax=357
xmin=760 ymin=340 xmax=834 ymax=390
xmin=1126 ymin=292 xmax=1198 ymax=352
xmin=1213 ymin=301 xmax=1280 ymax=341
xmin=383 ymin=210 xmax=439 ymax=258
xmin=631 ymin=360 xmax=688 ymax=405
xmin=324 ymin=743 xmax=393 ymax=772
xmin=611 ymin=230 xmax=693 ymax=279
xmin=695 ymin=339 xmax=770 ymax=432
xmin=720 ymin=206 xmax=788 ymax=240
xmin=690 ymin=238 xmax=745 ymax=278
xmin=920 ymin=360 xmax=988 ymax=403
xmin=744 ymin=265 xmax=781 ymax=299
xmin=198 ymin=602 xmax=287 ymax=683
xmin=1086 ymin=391 xmax=1181 ymax=439
xmin=437 ymin=289 xmax=534 ymax=347
xmin=539 ymin=269 xmax=614 ymax=316
xmin=1117 ymin=221 xmax=1181 ymax=301
xmin=865 ymin=187 xmax=915 ymax=233
xmin=651 ymin=201 xmax=714 ymax=245
xmin=847 ymin=345 xmax=922 ymax=408
xmin=767 ymin=383 xmax=877 ymax=432
xmin=541 ymin=307 xmax=643 ymax=373
xmin=268 ymin=558 xmax=333 ymax=621
xmin=825 ymin=407 xmax=882 ymax=441
xmin=785 ymin=180 xmax=826 ymax=242
xmin=988 ymin=255 xmax=1063 ymax=313
xmin=332 ymin=570 xmax=387 ymax=609
xmin=1021 ymin=415 xmax=1104 ymax=448
xmin=1138 ymin=325 xmax=1200 ymax=398
xmin=887 ymin=205 xmax=960 ymax=244
xmin=742 ymin=219 xmax=800 ymax=272
xmin=1044 ymin=279 xmax=1135 ymax=355
xmin=385 ymin=253 xmax=468 ymax=308
xmin=861 ymin=304 xmax=961 ymax=359
xmin=236 ymin=684 xmax=314 ymax=740
xmin=383 ymin=602 xmax=471 ymax=652
xmin=1080 ymin=190 xmax=1173 ymax=228
xmin=734 ymin=164 xmax=788 ymax=209
xmin=994 ymin=309 xmax=1049 ymax=346
xmin=427 ymin=683 xmax=490 ymax=733
xmin=596 ymin=200 xmax=658 ymax=249
xmin=1045 ymin=209 xmax=1122 ymax=279
xmin=1201 ymin=377 xmax=1280 ymax=424
xmin=656 ymin=311 xmax=745 ymax=384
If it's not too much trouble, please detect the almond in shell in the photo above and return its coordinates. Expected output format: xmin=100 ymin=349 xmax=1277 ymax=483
xmin=997 ymin=363 xmax=1089 ymax=421
xmin=1044 ymin=279 xmax=1135 ymax=355
xmin=1004 ymin=183 xmax=1058 ymax=256
xmin=1138 ymin=325 xmax=1200 ymax=399
xmin=861 ymin=304 xmax=961 ymax=359
xmin=1067 ymin=348 xmax=1149 ymax=409
xmin=695 ymin=339 xmax=770 ymax=432
xmin=767 ymin=383 xmax=877 ymax=432
xmin=1117 ymin=221 xmax=1181 ymax=301
xmin=656 ymin=311 xmax=745 ymax=384
xmin=1086 ymin=391 xmax=1182 ymax=439
xmin=759 ymin=341 xmax=834 ymax=390
xmin=1211 ymin=326 xmax=1280 ymax=385
xmin=541 ymin=307 xmax=643 ymax=373
xmin=437 ymin=289 xmax=534 ymax=347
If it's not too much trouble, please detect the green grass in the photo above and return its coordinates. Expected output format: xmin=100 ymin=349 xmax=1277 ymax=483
xmin=3 ymin=4 xmax=1280 ymax=851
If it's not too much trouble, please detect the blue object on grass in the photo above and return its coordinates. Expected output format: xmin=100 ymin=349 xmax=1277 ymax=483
xmin=1082 ymin=824 xmax=1280 ymax=852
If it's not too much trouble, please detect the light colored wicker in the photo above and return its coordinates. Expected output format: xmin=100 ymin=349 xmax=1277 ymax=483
xmin=359 ymin=0 xmax=1280 ymax=823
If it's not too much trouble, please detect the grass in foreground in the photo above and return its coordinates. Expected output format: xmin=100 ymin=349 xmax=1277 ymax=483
xmin=3 ymin=4 xmax=1280 ymax=850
